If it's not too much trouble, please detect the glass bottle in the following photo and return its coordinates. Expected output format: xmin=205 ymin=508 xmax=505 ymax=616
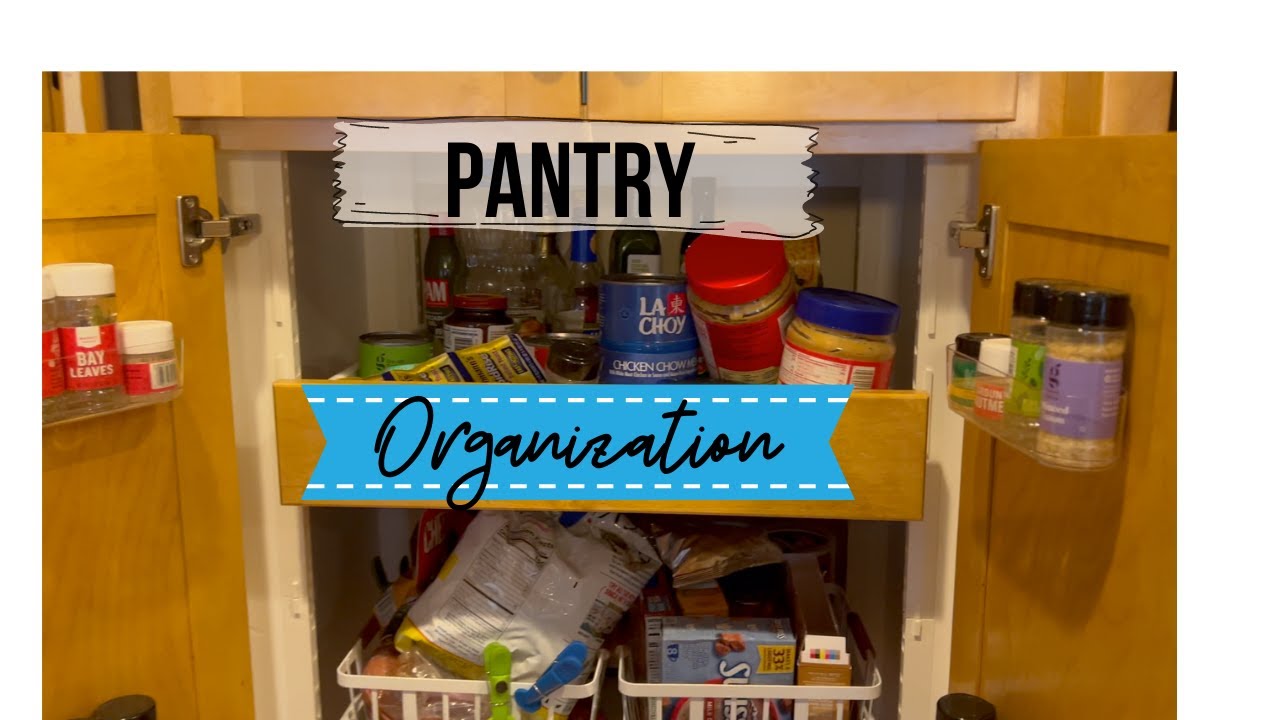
xmin=563 ymin=229 xmax=602 ymax=334
xmin=421 ymin=227 xmax=463 ymax=356
xmin=680 ymin=177 xmax=717 ymax=275
xmin=531 ymin=232 xmax=571 ymax=333
xmin=42 ymin=269 xmax=65 ymax=423
xmin=503 ymin=234 xmax=543 ymax=336
xmin=609 ymin=227 xmax=663 ymax=275
xmin=47 ymin=263 xmax=125 ymax=416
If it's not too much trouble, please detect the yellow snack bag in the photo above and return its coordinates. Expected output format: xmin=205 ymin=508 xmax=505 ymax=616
xmin=452 ymin=334 xmax=545 ymax=383
xmin=382 ymin=334 xmax=546 ymax=383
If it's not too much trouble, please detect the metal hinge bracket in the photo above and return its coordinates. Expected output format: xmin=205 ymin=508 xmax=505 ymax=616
xmin=177 ymin=195 xmax=260 ymax=268
xmin=949 ymin=204 xmax=999 ymax=280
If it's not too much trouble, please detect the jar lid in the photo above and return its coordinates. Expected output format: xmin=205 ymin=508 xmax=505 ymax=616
xmin=118 ymin=320 xmax=175 ymax=354
xmin=936 ymin=693 xmax=996 ymax=720
xmin=684 ymin=236 xmax=790 ymax=306
xmin=454 ymin=293 xmax=508 ymax=311
xmin=1012 ymin=278 xmax=1068 ymax=319
xmin=43 ymin=269 xmax=54 ymax=300
xmin=955 ymin=332 xmax=1010 ymax=359
xmin=977 ymin=338 xmax=1012 ymax=372
xmin=91 ymin=694 xmax=157 ymax=720
xmin=47 ymin=263 xmax=115 ymax=297
xmin=360 ymin=331 xmax=429 ymax=347
xmin=1047 ymin=284 xmax=1130 ymax=329
xmin=795 ymin=288 xmax=900 ymax=336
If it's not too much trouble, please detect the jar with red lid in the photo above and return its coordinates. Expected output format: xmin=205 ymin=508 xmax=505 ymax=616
xmin=684 ymin=236 xmax=797 ymax=383
xmin=443 ymin=293 xmax=515 ymax=352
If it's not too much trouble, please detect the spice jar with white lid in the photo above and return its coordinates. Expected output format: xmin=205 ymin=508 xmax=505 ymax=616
xmin=1036 ymin=283 xmax=1130 ymax=469
xmin=47 ymin=263 xmax=125 ymax=415
xmin=42 ymin=269 xmax=65 ymax=423
xmin=119 ymin=321 xmax=180 ymax=401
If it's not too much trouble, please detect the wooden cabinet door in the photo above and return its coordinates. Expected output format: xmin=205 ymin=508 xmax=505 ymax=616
xmin=43 ymin=134 xmax=253 ymax=719
xmin=586 ymin=72 xmax=1019 ymax=122
xmin=159 ymin=71 xmax=582 ymax=118
xmin=950 ymin=135 xmax=1175 ymax=718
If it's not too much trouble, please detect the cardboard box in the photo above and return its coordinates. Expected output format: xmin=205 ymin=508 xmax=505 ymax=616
xmin=676 ymin=581 xmax=731 ymax=617
xmin=653 ymin=617 xmax=796 ymax=720
xmin=785 ymin=554 xmax=852 ymax=720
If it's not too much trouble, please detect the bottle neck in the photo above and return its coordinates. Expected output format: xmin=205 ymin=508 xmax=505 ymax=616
xmin=536 ymin=233 xmax=558 ymax=258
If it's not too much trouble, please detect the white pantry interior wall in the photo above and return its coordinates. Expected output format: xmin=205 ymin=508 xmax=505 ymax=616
xmin=898 ymin=156 xmax=976 ymax=720
xmin=218 ymin=151 xmax=319 ymax=720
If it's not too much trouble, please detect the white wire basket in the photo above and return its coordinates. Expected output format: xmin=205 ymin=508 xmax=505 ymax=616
xmin=615 ymin=646 xmax=880 ymax=720
xmin=337 ymin=641 xmax=609 ymax=720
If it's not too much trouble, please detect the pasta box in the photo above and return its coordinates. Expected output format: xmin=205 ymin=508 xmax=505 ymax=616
xmin=653 ymin=617 xmax=797 ymax=720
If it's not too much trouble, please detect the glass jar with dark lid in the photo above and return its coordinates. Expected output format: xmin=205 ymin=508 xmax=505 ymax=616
xmin=1038 ymin=283 xmax=1131 ymax=469
xmin=1007 ymin=279 xmax=1068 ymax=424
xmin=1047 ymin=283 xmax=1130 ymax=331
xmin=443 ymin=293 xmax=515 ymax=352
xmin=936 ymin=692 xmax=995 ymax=720
xmin=547 ymin=338 xmax=601 ymax=383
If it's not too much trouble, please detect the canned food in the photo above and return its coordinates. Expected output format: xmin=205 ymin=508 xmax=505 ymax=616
xmin=599 ymin=274 xmax=699 ymax=384
xmin=525 ymin=333 xmax=597 ymax=375
xmin=599 ymin=274 xmax=697 ymax=349
xmin=599 ymin=345 xmax=699 ymax=384
xmin=358 ymin=331 xmax=432 ymax=378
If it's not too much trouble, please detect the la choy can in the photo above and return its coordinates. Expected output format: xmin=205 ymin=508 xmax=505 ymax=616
xmin=598 ymin=274 xmax=700 ymax=383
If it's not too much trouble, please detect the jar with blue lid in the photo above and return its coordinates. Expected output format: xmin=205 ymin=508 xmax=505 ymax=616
xmin=779 ymin=288 xmax=900 ymax=387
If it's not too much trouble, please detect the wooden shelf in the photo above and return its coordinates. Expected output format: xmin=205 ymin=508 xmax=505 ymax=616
xmin=273 ymin=381 xmax=929 ymax=521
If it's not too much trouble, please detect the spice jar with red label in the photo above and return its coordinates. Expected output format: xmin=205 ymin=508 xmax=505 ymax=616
xmin=42 ymin=269 xmax=65 ymax=423
xmin=120 ymin=321 xmax=180 ymax=401
xmin=47 ymin=263 xmax=125 ymax=416
xmin=685 ymin=236 xmax=797 ymax=384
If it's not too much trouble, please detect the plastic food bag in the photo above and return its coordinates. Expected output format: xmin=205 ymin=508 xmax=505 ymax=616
xmin=362 ymin=649 xmax=485 ymax=720
xmin=396 ymin=511 xmax=660 ymax=716
xmin=648 ymin=518 xmax=784 ymax=589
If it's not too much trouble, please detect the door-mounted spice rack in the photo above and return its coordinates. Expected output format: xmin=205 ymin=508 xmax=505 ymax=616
xmin=42 ymin=336 xmax=184 ymax=429
xmin=945 ymin=279 xmax=1131 ymax=471
xmin=945 ymin=345 xmax=1125 ymax=471
xmin=43 ymin=263 xmax=185 ymax=428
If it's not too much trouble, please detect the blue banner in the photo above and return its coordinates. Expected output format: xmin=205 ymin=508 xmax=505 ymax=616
xmin=301 ymin=384 xmax=854 ymax=507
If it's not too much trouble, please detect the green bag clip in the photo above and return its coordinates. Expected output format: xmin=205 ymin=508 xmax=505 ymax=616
xmin=484 ymin=642 xmax=513 ymax=720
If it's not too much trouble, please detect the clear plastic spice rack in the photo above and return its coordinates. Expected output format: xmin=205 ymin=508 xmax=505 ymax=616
xmin=945 ymin=345 xmax=1126 ymax=471
xmin=42 ymin=340 xmax=184 ymax=429
xmin=336 ymin=641 xmax=608 ymax=720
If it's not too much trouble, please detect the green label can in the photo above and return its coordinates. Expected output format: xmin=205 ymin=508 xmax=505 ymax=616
xmin=358 ymin=332 xmax=432 ymax=378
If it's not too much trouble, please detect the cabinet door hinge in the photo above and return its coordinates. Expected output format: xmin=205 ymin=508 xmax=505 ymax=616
xmin=949 ymin=204 xmax=1000 ymax=280
xmin=177 ymin=194 xmax=260 ymax=268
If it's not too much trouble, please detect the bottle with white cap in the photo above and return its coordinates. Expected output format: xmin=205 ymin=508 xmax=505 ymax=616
xmin=42 ymin=269 xmax=65 ymax=423
xmin=46 ymin=263 xmax=125 ymax=416
xmin=119 ymin=321 xmax=179 ymax=401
